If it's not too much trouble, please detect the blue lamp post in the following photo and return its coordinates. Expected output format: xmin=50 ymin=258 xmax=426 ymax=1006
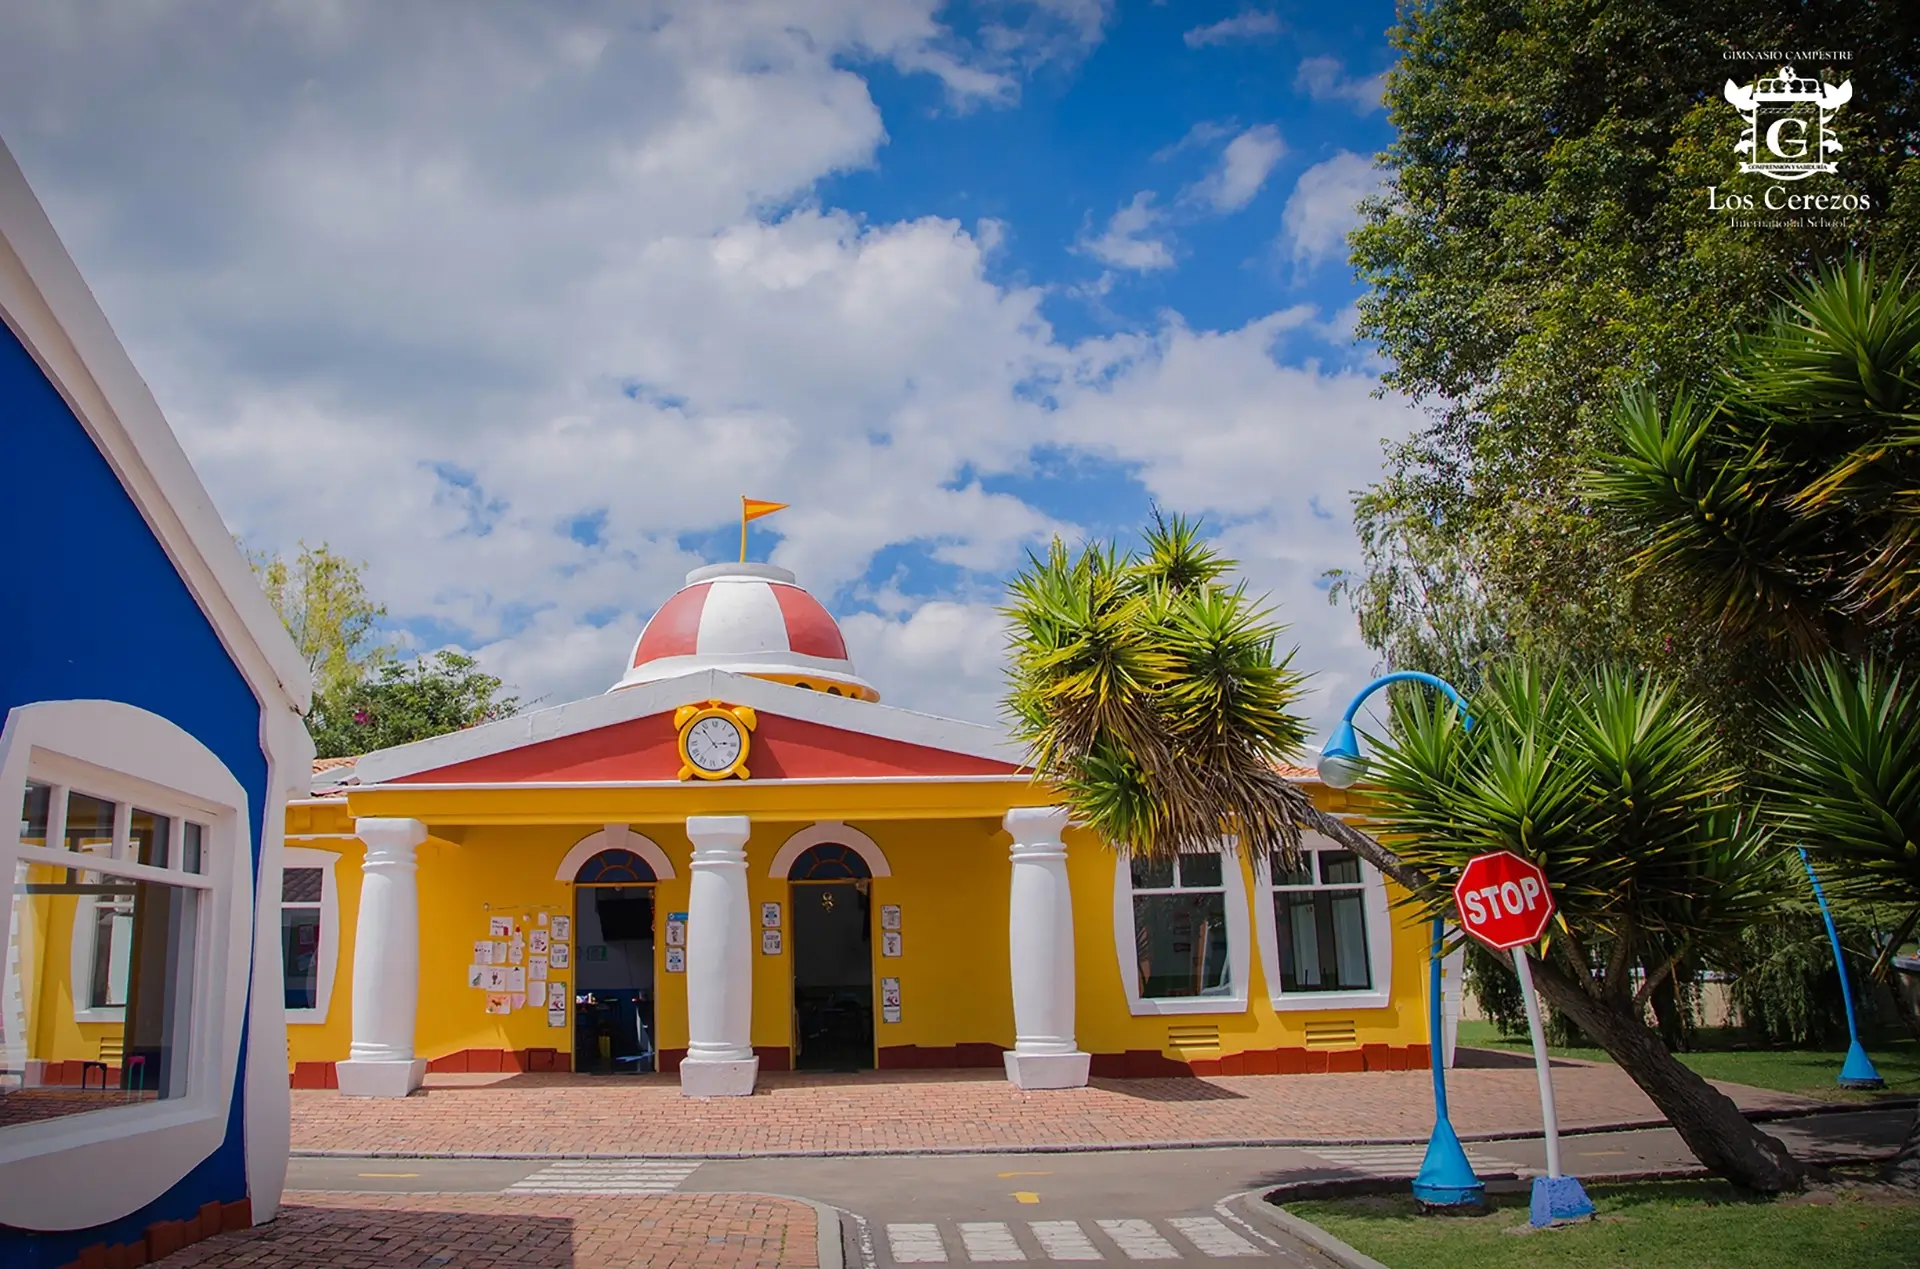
xmin=1318 ymin=671 xmax=1483 ymax=1209
xmin=1798 ymin=847 xmax=1884 ymax=1090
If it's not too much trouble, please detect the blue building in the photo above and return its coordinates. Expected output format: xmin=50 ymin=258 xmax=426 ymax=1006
xmin=0 ymin=137 xmax=313 ymax=1266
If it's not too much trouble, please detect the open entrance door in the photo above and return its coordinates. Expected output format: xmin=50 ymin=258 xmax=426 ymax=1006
xmin=571 ymin=847 xmax=657 ymax=1074
xmin=787 ymin=844 xmax=874 ymax=1071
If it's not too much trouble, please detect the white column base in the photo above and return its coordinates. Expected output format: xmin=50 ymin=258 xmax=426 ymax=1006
xmin=1004 ymin=1049 xmax=1091 ymax=1090
xmin=678 ymin=1056 xmax=759 ymax=1097
xmin=335 ymin=1058 xmax=428 ymax=1098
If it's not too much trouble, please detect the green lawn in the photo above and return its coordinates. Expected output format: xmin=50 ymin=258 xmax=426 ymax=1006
xmin=1455 ymin=1020 xmax=1920 ymax=1100
xmin=1287 ymin=1181 xmax=1920 ymax=1269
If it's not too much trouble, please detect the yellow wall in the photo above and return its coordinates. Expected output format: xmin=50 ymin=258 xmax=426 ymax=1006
xmin=13 ymin=863 xmax=127 ymax=1069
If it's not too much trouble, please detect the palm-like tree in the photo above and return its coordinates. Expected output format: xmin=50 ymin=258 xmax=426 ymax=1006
xmin=1363 ymin=661 xmax=1804 ymax=1193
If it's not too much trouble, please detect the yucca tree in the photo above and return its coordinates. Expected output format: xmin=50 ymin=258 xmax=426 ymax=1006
xmin=1768 ymin=658 xmax=1920 ymax=1181
xmin=1363 ymin=661 xmax=1804 ymax=1193
xmin=1002 ymin=514 xmax=1321 ymax=865
xmin=1589 ymin=256 xmax=1920 ymax=662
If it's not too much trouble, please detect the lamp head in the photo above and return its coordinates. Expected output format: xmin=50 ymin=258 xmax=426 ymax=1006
xmin=1317 ymin=719 xmax=1365 ymax=790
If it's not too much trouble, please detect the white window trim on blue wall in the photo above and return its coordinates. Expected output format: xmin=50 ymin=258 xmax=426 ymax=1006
xmin=1110 ymin=844 xmax=1251 ymax=1017
xmin=281 ymin=847 xmax=340 ymax=1026
xmin=0 ymin=699 xmax=254 ymax=1233
xmin=1251 ymin=830 xmax=1395 ymax=1013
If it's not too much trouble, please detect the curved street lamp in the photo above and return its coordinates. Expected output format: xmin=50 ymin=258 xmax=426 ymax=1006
xmin=1798 ymin=847 xmax=1885 ymax=1090
xmin=1318 ymin=671 xmax=1484 ymax=1209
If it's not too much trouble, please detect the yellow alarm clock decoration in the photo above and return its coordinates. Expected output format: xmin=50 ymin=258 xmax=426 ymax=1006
xmin=674 ymin=700 xmax=757 ymax=781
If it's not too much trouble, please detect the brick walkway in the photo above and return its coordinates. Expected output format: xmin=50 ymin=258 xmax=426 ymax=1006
xmin=154 ymin=1193 xmax=818 ymax=1268
xmin=290 ymin=1060 xmax=1823 ymax=1157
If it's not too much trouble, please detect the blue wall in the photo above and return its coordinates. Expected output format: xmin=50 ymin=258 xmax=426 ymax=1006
xmin=0 ymin=319 xmax=270 ymax=1266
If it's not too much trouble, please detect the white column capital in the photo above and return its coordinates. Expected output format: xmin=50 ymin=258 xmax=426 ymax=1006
xmin=686 ymin=814 xmax=751 ymax=860
xmin=355 ymin=817 xmax=428 ymax=862
xmin=1005 ymin=805 xmax=1070 ymax=856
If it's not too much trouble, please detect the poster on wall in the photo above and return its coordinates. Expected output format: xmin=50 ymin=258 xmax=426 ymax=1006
xmin=489 ymin=916 xmax=512 ymax=938
xmin=761 ymin=929 xmax=782 ymax=955
xmin=881 ymin=931 xmax=903 ymax=958
xmin=665 ymin=913 xmax=687 ymax=947
xmin=881 ymin=977 xmax=901 ymax=1023
xmin=548 ymin=980 xmax=567 ymax=1007
xmin=530 ymin=929 xmax=549 ymax=954
xmin=467 ymin=965 xmax=486 ymax=989
xmin=881 ymin=904 xmax=901 ymax=931
xmin=550 ymin=942 xmax=570 ymax=970
xmin=492 ymin=940 xmax=508 ymax=963
xmin=485 ymin=993 xmax=512 ymax=1015
xmin=665 ymin=947 xmax=685 ymax=974
xmin=761 ymin=902 xmax=781 ymax=928
xmin=529 ymin=955 xmax=548 ymax=982
xmin=507 ymin=966 xmax=526 ymax=992
xmin=483 ymin=966 xmax=510 ymax=991
xmin=473 ymin=940 xmax=494 ymax=964
xmin=552 ymin=916 xmax=571 ymax=941
xmin=509 ymin=938 xmax=525 ymax=965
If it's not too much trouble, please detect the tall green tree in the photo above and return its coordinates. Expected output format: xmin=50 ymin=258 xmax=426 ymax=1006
xmin=1341 ymin=0 xmax=1920 ymax=712
xmin=308 ymin=650 xmax=522 ymax=759
xmin=250 ymin=541 xmax=393 ymax=703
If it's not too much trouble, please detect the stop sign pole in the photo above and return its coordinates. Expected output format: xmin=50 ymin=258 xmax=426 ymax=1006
xmin=1454 ymin=852 xmax=1594 ymax=1226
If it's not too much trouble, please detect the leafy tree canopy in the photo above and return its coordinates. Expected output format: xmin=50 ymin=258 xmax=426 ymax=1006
xmin=309 ymin=650 xmax=521 ymax=759
xmin=249 ymin=541 xmax=393 ymax=702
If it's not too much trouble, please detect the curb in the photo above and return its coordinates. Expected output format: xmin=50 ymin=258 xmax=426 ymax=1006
xmin=289 ymin=1097 xmax=1918 ymax=1161
xmin=1235 ymin=1193 xmax=1391 ymax=1269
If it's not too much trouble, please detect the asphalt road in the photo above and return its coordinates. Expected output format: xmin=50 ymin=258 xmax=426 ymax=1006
xmin=284 ymin=1106 xmax=1913 ymax=1267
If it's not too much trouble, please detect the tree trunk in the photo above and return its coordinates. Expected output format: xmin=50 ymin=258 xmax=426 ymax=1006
xmin=1528 ymin=955 xmax=1806 ymax=1194
xmin=1887 ymin=1109 xmax=1920 ymax=1188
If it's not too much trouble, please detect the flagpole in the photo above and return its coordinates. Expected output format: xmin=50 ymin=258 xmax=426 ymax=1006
xmin=740 ymin=499 xmax=749 ymax=563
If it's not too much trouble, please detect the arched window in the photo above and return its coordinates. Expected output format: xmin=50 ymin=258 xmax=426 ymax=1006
xmin=787 ymin=843 xmax=871 ymax=881
xmin=575 ymin=848 xmax=656 ymax=885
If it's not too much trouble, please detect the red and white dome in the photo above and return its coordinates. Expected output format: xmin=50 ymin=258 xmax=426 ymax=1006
xmin=611 ymin=562 xmax=879 ymax=701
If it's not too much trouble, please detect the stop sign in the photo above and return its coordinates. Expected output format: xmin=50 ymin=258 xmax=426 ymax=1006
xmin=1454 ymin=851 xmax=1556 ymax=950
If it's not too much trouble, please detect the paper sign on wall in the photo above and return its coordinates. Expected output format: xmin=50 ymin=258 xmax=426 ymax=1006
xmin=485 ymin=993 xmax=512 ymax=1015
xmin=473 ymin=940 xmax=494 ymax=964
xmin=761 ymin=929 xmax=782 ymax=955
xmin=511 ymin=992 xmax=526 ymax=1010
xmin=492 ymin=941 xmax=508 ymax=963
xmin=489 ymin=916 xmax=512 ymax=938
xmin=881 ymin=904 xmax=901 ymax=931
xmin=530 ymin=930 xmax=550 ymax=954
xmin=665 ymin=914 xmax=687 ymax=947
xmin=538 ymin=912 xmax=549 ymax=926
xmin=881 ymin=931 xmax=903 ymax=958
xmin=529 ymin=955 xmax=548 ymax=982
xmin=509 ymin=939 xmax=525 ymax=965
xmin=507 ymin=966 xmax=526 ymax=992
xmin=483 ymin=966 xmax=510 ymax=991
xmin=550 ymin=942 xmax=569 ymax=969
xmin=761 ymin=902 xmax=781 ymax=928
xmin=665 ymin=947 xmax=685 ymax=973
xmin=881 ymin=976 xmax=901 ymax=1024
xmin=467 ymin=965 xmax=486 ymax=989
xmin=552 ymin=916 xmax=571 ymax=941
xmin=548 ymin=981 xmax=567 ymax=1006
xmin=548 ymin=1002 xmax=567 ymax=1028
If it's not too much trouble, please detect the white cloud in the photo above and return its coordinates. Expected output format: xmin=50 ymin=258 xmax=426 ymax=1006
xmin=1183 ymin=11 xmax=1282 ymax=48
xmin=1077 ymin=191 xmax=1175 ymax=272
xmin=1294 ymin=55 xmax=1387 ymax=114
xmin=1184 ymin=123 xmax=1286 ymax=212
xmin=841 ymin=601 xmax=1013 ymax=725
xmin=1280 ymin=150 xmax=1382 ymax=267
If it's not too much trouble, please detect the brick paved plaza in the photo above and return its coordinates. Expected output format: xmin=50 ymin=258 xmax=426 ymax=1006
xmin=151 ymin=1193 xmax=818 ymax=1268
xmin=291 ymin=1061 xmax=1820 ymax=1157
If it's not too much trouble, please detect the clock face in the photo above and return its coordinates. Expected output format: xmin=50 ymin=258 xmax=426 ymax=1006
xmin=685 ymin=714 xmax=745 ymax=772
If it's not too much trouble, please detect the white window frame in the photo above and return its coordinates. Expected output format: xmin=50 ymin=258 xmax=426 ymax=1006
xmin=1111 ymin=843 xmax=1250 ymax=1017
xmin=1253 ymin=830 xmax=1395 ymax=1012
xmin=64 ymin=803 xmax=204 ymax=1024
xmin=0 ymin=699 xmax=253 ymax=1233
xmin=280 ymin=848 xmax=339 ymax=1026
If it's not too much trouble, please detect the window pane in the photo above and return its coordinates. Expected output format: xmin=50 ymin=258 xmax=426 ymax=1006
xmin=65 ymin=792 xmax=116 ymax=855
xmin=181 ymin=822 xmax=204 ymax=874
xmin=1130 ymin=856 xmax=1174 ymax=891
xmin=1133 ymin=891 xmax=1231 ymax=998
xmin=20 ymin=781 xmax=50 ymax=846
xmin=1177 ymin=853 xmax=1222 ymax=889
xmin=1269 ymin=850 xmax=1313 ymax=887
xmin=1319 ymin=851 xmax=1362 ymax=886
xmin=1275 ymin=889 xmax=1372 ymax=992
xmin=282 ymin=907 xmax=321 ymax=1010
xmin=3 ymin=864 xmax=197 ymax=1127
xmin=131 ymin=809 xmax=171 ymax=869
xmin=282 ymin=868 xmax=323 ymax=904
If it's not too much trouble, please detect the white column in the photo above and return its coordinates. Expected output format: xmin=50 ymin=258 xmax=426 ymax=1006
xmin=1004 ymin=805 xmax=1090 ymax=1089
xmin=1442 ymin=939 xmax=1465 ymax=1070
xmin=680 ymin=814 xmax=757 ymax=1097
xmin=336 ymin=817 xmax=429 ymax=1098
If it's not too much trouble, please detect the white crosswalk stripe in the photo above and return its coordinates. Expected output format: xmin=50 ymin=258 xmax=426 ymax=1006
xmin=888 ymin=1222 xmax=950 ymax=1263
xmin=1029 ymin=1221 xmax=1103 ymax=1261
xmin=1166 ymin=1217 xmax=1261 ymax=1257
xmin=1095 ymin=1219 xmax=1180 ymax=1260
xmin=959 ymin=1222 xmax=1027 ymax=1261
xmin=505 ymin=1158 xmax=703 ymax=1194
xmin=1300 ymin=1144 xmax=1532 ymax=1178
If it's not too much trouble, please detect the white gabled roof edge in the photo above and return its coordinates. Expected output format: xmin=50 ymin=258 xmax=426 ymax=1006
xmin=0 ymin=137 xmax=311 ymax=719
xmin=350 ymin=669 xmax=1028 ymax=784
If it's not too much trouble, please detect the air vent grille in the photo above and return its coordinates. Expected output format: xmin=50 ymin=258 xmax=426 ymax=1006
xmin=1303 ymin=1020 xmax=1359 ymax=1050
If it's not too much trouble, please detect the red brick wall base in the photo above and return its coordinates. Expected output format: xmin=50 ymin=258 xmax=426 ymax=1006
xmin=290 ymin=1048 xmax=573 ymax=1088
xmin=877 ymin=1043 xmax=1006 ymax=1070
xmin=1090 ymin=1043 xmax=1428 ymax=1078
xmin=58 ymin=1198 xmax=249 ymax=1269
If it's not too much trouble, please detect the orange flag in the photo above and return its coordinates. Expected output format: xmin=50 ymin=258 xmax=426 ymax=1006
xmin=740 ymin=498 xmax=789 ymax=561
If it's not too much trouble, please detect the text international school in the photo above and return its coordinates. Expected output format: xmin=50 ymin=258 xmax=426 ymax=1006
xmin=285 ymin=562 xmax=1454 ymax=1097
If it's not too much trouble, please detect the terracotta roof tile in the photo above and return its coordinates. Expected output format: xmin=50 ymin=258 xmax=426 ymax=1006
xmin=312 ymin=756 xmax=358 ymax=773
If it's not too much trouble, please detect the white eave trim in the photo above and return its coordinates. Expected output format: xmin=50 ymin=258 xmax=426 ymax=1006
xmin=349 ymin=669 xmax=1027 ymax=783
xmin=0 ymin=138 xmax=310 ymax=717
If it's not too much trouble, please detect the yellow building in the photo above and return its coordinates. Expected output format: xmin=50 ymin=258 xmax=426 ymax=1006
xmin=284 ymin=562 xmax=1441 ymax=1097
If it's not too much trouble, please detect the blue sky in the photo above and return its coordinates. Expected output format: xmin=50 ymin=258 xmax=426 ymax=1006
xmin=0 ymin=2 xmax=1417 ymax=743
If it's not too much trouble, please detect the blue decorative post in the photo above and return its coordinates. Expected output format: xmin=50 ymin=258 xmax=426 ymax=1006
xmin=1319 ymin=672 xmax=1484 ymax=1209
xmin=1798 ymin=847 xmax=1884 ymax=1090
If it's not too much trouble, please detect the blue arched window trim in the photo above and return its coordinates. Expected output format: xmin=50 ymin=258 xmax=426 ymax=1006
xmin=575 ymin=848 xmax=656 ymax=884
xmin=788 ymin=843 xmax=871 ymax=881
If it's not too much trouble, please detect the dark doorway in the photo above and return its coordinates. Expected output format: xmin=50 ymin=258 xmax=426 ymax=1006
xmin=789 ymin=845 xmax=874 ymax=1071
xmin=572 ymin=847 xmax=657 ymax=1075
